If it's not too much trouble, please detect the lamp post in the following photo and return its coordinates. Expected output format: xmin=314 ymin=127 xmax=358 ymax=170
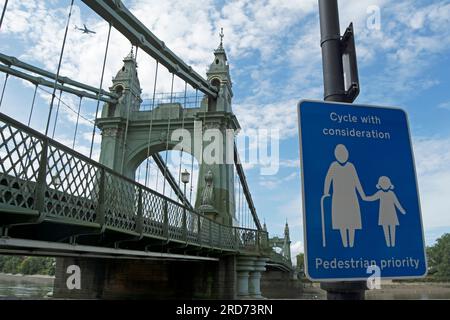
xmin=181 ymin=169 xmax=190 ymax=203
xmin=181 ymin=169 xmax=190 ymax=239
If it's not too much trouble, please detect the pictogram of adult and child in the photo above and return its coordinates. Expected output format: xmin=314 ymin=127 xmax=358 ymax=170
xmin=321 ymin=144 xmax=406 ymax=248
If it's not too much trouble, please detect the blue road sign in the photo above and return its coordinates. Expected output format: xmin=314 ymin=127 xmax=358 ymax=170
xmin=297 ymin=100 xmax=427 ymax=282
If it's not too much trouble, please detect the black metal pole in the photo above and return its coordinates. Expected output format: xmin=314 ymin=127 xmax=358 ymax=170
xmin=319 ymin=0 xmax=346 ymax=102
xmin=318 ymin=0 xmax=366 ymax=300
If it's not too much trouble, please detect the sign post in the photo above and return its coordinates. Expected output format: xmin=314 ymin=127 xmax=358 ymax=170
xmin=298 ymin=100 xmax=427 ymax=286
xmin=318 ymin=0 xmax=363 ymax=299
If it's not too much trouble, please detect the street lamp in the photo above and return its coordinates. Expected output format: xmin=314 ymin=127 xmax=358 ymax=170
xmin=181 ymin=169 xmax=190 ymax=238
xmin=181 ymin=169 xmax=190 ymax=202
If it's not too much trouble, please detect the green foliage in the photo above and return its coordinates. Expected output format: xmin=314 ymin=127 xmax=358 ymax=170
xmin=296 ymin=253 xmax=306 ymax=279
xmin=0 ymin=255 xmax=55 ymax=276
xmin=427 ymin=233 xmax=450 ymax=281
xmin=296 ymin=253 xmax=305 ymax=271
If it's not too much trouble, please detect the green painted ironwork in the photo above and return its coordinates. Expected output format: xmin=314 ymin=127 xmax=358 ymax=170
xmin=0 ymin=111 xmax=267 ymax=255
xmin=81 ymin=0 xmax=218 ymax=98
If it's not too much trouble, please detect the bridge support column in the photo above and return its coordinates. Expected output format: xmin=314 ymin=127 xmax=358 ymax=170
xmin=248 ymin=258 xmax=268 ymax=299
xmin=236 ymin=256 xmax=255 ymax=299
xmin=237 ymin=256 xmax=267 ymax=299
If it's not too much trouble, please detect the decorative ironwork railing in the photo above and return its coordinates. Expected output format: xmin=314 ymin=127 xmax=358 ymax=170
xmin=0 ymin=112 xmax=268 ymax=254
xmin=269 ymin=251 xmax=293 ymax=269
xmin=141 ymin=92 xmax=202 ymax=110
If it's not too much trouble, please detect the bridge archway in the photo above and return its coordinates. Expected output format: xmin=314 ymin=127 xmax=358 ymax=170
xmin=133 ymin=149 xmax=200 ymax=203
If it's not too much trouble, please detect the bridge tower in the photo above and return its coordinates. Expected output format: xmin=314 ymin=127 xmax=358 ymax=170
xmin=195 ymin=36 xmax=238 ymax=225
xmin=98 ymin=50 xmax=142 ymax=172
xmin=283 ymin=221 xmax=292 ymax=263
xmin=95 ymin=41 xmax=239 ymax=226
xmin=268 ymin=221 xmax=292 ymax=266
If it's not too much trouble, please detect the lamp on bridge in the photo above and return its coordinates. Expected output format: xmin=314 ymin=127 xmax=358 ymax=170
xmin=181 ymin=169 xmax=190 ymax=206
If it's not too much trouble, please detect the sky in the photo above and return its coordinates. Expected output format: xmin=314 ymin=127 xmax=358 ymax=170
xmin=1 ymin=0 xmax=450 ymax=265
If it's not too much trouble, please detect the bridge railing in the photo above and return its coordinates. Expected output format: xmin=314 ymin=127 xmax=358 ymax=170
xmin=269 ymin=251 xmax=293 ymax=269
xmin=0 ymin=112 xmax=267 ymax=254
xmin=141 ymin=92 xmax=202 ymax=110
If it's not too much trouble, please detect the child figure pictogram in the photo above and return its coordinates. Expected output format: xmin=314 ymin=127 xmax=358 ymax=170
xmin=365 ymin=176 xmax=406 ymax=247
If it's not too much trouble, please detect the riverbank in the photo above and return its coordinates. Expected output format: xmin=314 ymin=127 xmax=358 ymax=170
xmin=302 ymin=281 xmax=450 ymax=300
xmin=0 ymin=273 xmax=54 ymax=285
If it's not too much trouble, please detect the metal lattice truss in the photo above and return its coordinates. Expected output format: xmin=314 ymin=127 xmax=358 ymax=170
xmin=0 ymin=112 xmax=268 ymax=255
xmin=81 ymin=0 xmax=218 ymax=98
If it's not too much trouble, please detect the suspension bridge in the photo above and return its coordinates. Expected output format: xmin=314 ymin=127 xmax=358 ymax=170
xmin=0 ymin=0 xmax=293 ymax=299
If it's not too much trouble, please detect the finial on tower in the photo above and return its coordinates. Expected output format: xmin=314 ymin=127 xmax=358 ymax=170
xmin=284 ymin=219 xmax=290 ymax=236
xmin=219 ymin=27 xmax=224 ymax=48
xmin=125 ymin=45 xmax=136 ymax=61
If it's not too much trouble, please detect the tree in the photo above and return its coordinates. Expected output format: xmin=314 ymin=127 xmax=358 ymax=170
xmin=427 ymin=233 xmax=450 ymax=281
xmin=20 ymin=257 xmax=44 ymax=275
xmin=296 ymin=253 xmax=305 ymax=279
xmin=0 ymin=255 xmax=56 ymax=275
xmin=2 ymin=256 xmax=23 ymax=274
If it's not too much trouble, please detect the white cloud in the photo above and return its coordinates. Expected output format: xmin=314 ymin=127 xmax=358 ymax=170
xmin=413 ymin=137 xmax=450 ymax=230
xmin=290 ymin=240 xmax=304 ymax=265
xmin=217 ymin=0 xmax=316 ymax=60
xmin=259 ymin=171 xmax=298 ymax=190
xmin=438 ymin=101 xmax=450 ymax=111
xmin=234 ymin=99 xmax=299 ymax=139
xmin=279 ymin=159 xmax=300 ymax=168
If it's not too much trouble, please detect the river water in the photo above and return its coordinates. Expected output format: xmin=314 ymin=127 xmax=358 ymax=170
xmin=0 ymin=276 xmax=449 ymax=299
xmin=0 ymin=276 xmax=53 ymax=299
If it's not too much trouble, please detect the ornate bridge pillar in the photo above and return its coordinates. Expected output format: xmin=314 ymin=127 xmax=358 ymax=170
xmin=236 ymin=256 xmax=268 ymax=299
xmin=236 ymin=256 xmax=255 ymax=298
xmin=248 ymin=257 xmax=269 ymax=298
xmin=98 ymin=50 xmax=142 ymax=175
xmin=195 ymin=38 xmax=237 ymax=227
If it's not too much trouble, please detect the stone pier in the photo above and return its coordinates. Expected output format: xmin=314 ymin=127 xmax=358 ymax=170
xmin=236 ymin=256 xmax=268 ymax=299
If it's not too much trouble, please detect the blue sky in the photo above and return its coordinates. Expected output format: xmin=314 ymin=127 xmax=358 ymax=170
xmin=1 ymin=0 xmax=450 ymax=263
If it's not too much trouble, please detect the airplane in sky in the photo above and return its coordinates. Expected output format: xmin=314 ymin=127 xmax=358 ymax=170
xmin=74 ymin=24 xmax=96 ymax=34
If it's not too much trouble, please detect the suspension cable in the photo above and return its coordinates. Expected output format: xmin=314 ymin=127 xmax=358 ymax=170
xmin=72 ymin=95 xmax=83 ymax=149
xmin=155 ymin=161 xmax=159 ymax=192
xmin=45 ymin=0 xmax=75 ymax=136
xmin=189 ymin=88 xmax=198 ymax=204
xmin=120 ymin=91 xmax=132 ymax=175
xmin=0 ymin=73 xmax=9 ymax=109
xmin=144 ymin=60 xmax=159 ymax=187
xmin=137 ymin=163 xmax=142 ymax=184
xmin=162 ymin=72 xmax=175 ymax=196
xmin=177 ymin=81 xmax=187 ymax=188
xmin=0 ymin=0 xmax=9 ymax=31
xmin=241 ymin=182 xmax=244 ymax=229
xmin=238 ymin=175 xmax=241 ymax=228
xmin=38 ymin=86 xmax=94 ymax=125
xmin=22 ymin=83 xmax=39 ymax=178
xmin=202 ymin=90 xmax=207 ymax=157
xmin=27 ymin=84 xmax=38 ymax=126
xmin=89 ymin=22 xmax=112 ymax=158
xmin=51 ymin=89 xmax=64 ymax=139
xmin=248 ymin=204 xmax=251 ymax=229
